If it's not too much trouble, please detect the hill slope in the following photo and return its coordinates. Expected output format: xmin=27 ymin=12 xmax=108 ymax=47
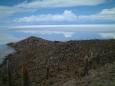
xmin=0 ymin=36 xmax=115 ymax=86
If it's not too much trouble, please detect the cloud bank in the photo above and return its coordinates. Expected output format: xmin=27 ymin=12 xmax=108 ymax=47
xmin=0 ymin=0 xmax=107 ymax=19
xmin=0 ymin=24 xmax=115 ymax=44
xmin=16 ymin=7 xmax=115 ymax=24
xmin=16 ymin=10 xmax=77 ymax=23
xmin=0 ymin=0 xmax=114 ymax=25
xmin=16 ymin=0 xmax=106 ymax=8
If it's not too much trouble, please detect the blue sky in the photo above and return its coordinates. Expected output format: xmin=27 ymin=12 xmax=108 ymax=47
xmin=0 ymin=0 xmax=115 ymax=44
xmin=0 ymin=0 xmax=115 ymax=25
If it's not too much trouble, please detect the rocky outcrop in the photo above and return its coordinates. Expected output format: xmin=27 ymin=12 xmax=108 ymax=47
xmin=0 ymin=37 xmax=115 ymax=86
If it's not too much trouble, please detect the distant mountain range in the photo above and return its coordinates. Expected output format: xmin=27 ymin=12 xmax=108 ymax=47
xmin=0 ymin=36 xmax=115 ymax=86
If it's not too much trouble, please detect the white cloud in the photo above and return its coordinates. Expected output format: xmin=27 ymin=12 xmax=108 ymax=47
xmin=16 ymin=0 xmax=106 ymax=8
xmin=16 ymin=10 xmax=77 ymax=23
xmin=98 ymin=7 xmax=115 ymax=20
xmin=79 ymin=7 xmax=115 ymax=21
xmin=15 ymin=24 xmax=115 ymax=38
xmin=9 ymin=24 xmax=115 ymax=32
xmin=0 ymin=0 xmax=107 ymax=19
xmin=21 ymin=30 xmax=74 ymax=38
xmin=0 ymin=5 xmax=34 ymax=19
xmin=63 ymin=32 xmax=74 ymax=38
xmin=40 ymin=31 xmax=74 ymax=38
xmin=100 ymin=33 xmax=115 ymax=39
xmin=16 ymin=7 xmax=115 ymax=23
xmin=6 ymin=29 xmax=115 ymax=41
xmin=0 ymin=6 xmax=14 ymax=19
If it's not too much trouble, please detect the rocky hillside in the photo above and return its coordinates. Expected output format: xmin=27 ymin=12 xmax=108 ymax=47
xmin=0 ymin=36 xmax=115 ymax=86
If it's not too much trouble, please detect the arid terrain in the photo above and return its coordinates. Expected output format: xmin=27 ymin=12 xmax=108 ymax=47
xmin=0 ymin=36 xmax=115 ymax=86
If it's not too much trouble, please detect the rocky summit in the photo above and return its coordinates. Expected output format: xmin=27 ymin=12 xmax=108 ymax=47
xmin=0 ymin=36 xmax=115 ymax=86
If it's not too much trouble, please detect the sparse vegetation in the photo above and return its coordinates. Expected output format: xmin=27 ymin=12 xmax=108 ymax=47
xmin=0 ymin=36 xmax=115 ymax=86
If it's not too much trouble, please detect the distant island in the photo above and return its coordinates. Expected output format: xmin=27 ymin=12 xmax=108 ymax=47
xmin=0 ymin=36 xmax=115 ymax=86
